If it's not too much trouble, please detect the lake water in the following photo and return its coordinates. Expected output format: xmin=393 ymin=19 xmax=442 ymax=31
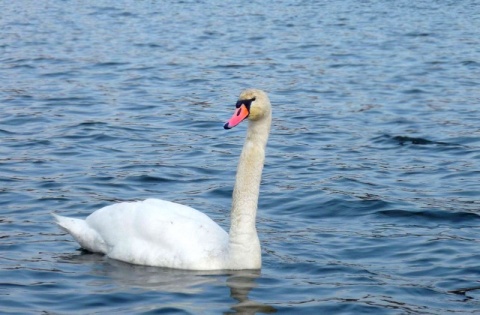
xmin=1 ymin=0 xmax=480 ymax=314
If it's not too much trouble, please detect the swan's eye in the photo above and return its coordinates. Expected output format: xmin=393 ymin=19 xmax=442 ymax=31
xmin=235 ymin=97 xmax=256 ymax=109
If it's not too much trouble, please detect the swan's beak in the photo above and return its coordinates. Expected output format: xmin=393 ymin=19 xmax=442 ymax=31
xmin=224 ymin=104 xmax=249 ymax=129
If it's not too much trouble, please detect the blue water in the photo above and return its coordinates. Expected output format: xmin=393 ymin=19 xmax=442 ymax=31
xmin=1 ymin=0 xmax=480 ymax=313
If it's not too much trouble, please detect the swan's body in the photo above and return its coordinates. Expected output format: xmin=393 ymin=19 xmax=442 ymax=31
xmin=54 ymin=89 xmax=271 ymax=270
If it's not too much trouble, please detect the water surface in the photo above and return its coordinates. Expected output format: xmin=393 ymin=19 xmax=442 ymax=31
xmin=1 ymin=1 xmax=480 ymax=314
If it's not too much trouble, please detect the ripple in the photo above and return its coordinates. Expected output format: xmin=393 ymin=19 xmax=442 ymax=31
xmin=377 ymin=209 xmax=480 ymax=223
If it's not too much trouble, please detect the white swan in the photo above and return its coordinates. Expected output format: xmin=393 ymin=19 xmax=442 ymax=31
xmin=53 ymin=89 xmax=271 ymax=270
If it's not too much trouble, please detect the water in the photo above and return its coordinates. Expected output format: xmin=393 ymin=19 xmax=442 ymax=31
xmin=1 ymin=0 xmax=480 ymax=313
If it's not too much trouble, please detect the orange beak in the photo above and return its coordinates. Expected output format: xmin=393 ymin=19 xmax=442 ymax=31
xmin=224 ymin=104 xmax=250 ymax=129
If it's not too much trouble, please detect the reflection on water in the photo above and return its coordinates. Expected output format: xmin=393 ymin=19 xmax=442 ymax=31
xmin=62 ymin=251 xmax=276 ymax=314
xmin=226 ymin=271 xmax=277 ymax=314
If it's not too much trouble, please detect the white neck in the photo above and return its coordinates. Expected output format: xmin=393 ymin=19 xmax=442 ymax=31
xmin=228 ymin=113 xmax=271 ymax=269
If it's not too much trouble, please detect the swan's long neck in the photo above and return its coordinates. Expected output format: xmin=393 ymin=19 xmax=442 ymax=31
xmin=228 ymin=113 xmax=271 ymax=267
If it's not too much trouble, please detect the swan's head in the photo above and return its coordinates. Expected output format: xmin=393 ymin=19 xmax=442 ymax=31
xmin=224 ymin=89 xmax=271 ymax=130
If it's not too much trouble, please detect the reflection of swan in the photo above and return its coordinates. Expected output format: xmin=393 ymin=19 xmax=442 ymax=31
xmin=61 ymin=252 xmax=276 ymax=313
xmin=227 ymin=271 xmax=277 ymax=314
xmin=53 ymin=89 xmax=272 ymax=270
xmin=62 ymin=252 xmax=225 ymax=293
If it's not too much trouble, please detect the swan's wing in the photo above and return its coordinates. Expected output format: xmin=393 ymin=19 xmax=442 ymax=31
xmin=85 ymin=198 xmax=229 ymax=268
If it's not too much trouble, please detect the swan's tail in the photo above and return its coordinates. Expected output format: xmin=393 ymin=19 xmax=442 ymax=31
xmin=52 ymin=213 xmax=106 ymax=253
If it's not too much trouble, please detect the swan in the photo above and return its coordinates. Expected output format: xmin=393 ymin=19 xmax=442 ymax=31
xmin=53 ymin=89 xmax=271 ymax=270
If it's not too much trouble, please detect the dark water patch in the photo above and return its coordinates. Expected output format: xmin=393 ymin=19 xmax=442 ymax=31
xmin=0 ymin=128 xmax=14 ymax=135
xmin=374 ymin=135 xmax=465 ymax=148
xmin=88 ymin=5 xmax=122 ymax=15
xmin=59 ymin=133 xmax=124 ymax=144
xmin=6 ymin=63 xmax=36 ymax=70
xmin=186 ymin=78 xmax=209 ymax=84
xmin=94 ymin=61 xmax=130 ymax=68
xmin=40 ymin=71 xmax=80 ymax=78
xmin=402 ymin=88 xmax=427 ymax=94
xmin=125 ymin=174 xmax=177 ymax=184
xmin=461 ymin=60 xmax=479 ymax=67
xmin=404 ymin=32 xmax=433 ymax=37
xmin=376 ymin=209 xmax=479 ymax=224
xmin=213 ymin=64 xmax=250 ymax=69
xmin=41 ymin=96 xmax=97 ymax=104
xmin=134 ymin=42 xmax=163 ymax=48
xmin=139 ymin=307 xmax=195 ymax=315
xmin=76 ymin=121 xmax=109 ymax=127
xmin=394 ymin=135 xmax=444 ymax=146
xmin=4 ymin=138 xmax=52 ymax=147
xmin=449 ymin=285 xmax=480 ymax=296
